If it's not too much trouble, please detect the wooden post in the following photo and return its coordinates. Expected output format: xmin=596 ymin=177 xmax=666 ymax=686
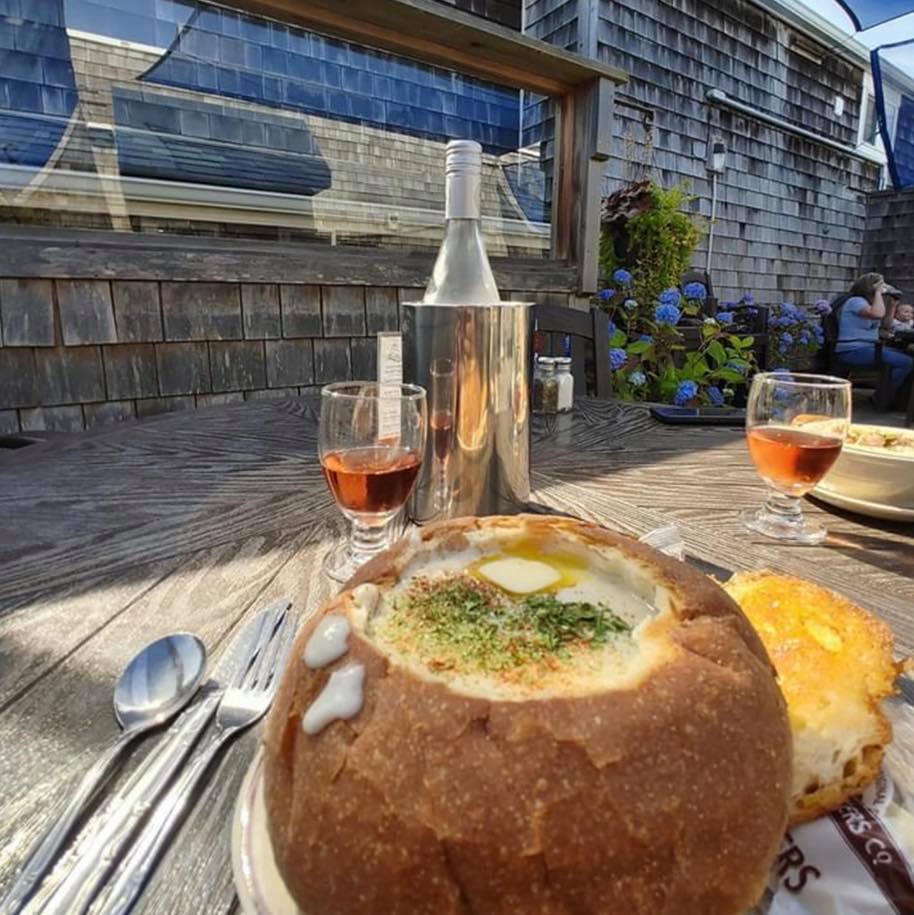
xmin=554 ymin=77 xmax=614 ymax=294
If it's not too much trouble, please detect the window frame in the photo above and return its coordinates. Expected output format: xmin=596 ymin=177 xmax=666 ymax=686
xmin=223 ymin=0 xmax=628 ymax=292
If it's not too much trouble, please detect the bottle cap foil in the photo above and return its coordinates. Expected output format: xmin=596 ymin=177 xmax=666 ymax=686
xmin=445 ymin=140 xmax=482 ymax=177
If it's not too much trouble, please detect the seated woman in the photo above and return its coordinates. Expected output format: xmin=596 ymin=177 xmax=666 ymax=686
xmin=836 ymin=273 xmax=913 ymax=405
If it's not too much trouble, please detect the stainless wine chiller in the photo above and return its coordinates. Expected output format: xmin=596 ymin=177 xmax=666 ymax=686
xmin=403 ymin=300 xmax=532 ymax=523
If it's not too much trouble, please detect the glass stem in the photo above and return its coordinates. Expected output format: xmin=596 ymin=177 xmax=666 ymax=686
xmin=764 ymin=489 xmax=804 ymax=521
xmin=348 ymin=516 xmax=389 ymax=564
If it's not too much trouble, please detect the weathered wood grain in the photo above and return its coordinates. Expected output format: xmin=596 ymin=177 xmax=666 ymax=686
xmin=0 ymin=227 xmax=577 ymax=291
xmin=1 ymin=397 xmax=911 ymax=914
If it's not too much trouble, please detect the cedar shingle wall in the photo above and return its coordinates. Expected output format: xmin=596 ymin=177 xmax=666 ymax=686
xmin=862 ymin=189 xmax=914 ymax=298
xmin=525 ymin=0 xmax=882 ymax=305
xmin=0 ymin=237 xmax=577 ymax=434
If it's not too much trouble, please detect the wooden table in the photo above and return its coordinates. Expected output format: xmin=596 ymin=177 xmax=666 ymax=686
xmin=1 ymin=397 xmax=912 ymax=914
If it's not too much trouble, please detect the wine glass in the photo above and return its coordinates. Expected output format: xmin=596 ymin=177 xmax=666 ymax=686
xmin=742 ymin=372 xmax=851 ymax=544
xmin=319 ymin=382 xmax=426 ymax=581
xmin=429 ymin=357 xmax=456 ymax=511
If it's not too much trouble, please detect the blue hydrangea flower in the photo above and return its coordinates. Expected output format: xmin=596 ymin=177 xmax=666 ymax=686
xmin=799 ymin=331 xmax=810 ymax=345
xmin=629 ymin=370 xmax=647 ymax=387
xmin=623 ymin=298 xmax=638 ymax=311
xmin=814 ymin=299 xmax=831 ymax=315
xmin=639 ymin=334 xmax=653 ymax=343
xmin=742 ymin=293 xmax=755 ymax=306
xmin=608 ymin=319 xmax=617 ymax=336
xmin=674 ymin=379 xmax=699 ymax=406
xmin=814 ymin=325 xmax=824 ymax=343
xmin=780 ymin=332 xmax=794 ymax=347
xmin=613 ymin=268 xmax=633 ymax=286
xmin=780 ymin=302 xmax=799 ymax=318
xmin=655 ymin=303 xmax=682 ymax=326
xmin=716 ymin=311 xmax=735 ymax=325
xmin=683 ymin=282 xmax=707 ymax=301
xmin=659 ymin=288 xmax=681 ymax=307
xmin=599 ymin=288 xmax=615 ymax=301
xmin=707 ymin=386 xmax=725 ymax=406
xmin=609 ymin=347 xmax=627 ymax=370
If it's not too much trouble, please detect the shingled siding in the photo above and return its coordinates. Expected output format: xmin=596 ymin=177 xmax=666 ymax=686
xmin=525 ymin=0 xmax=882 ymax=305
xmin=0 ymin=231 xmax=576 ymax=435
xmin=862 ymin=189 xmax=914 ymax=296
xmin=435 ymin=0 xmax=522 ymax=30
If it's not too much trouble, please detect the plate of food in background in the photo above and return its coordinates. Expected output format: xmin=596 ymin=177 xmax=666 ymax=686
xmin=813 ymin=424 xmax=914 ymax=521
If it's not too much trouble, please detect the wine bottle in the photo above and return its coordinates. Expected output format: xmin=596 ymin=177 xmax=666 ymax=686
xmin=423 ymin=140 xmax=501 ymax=304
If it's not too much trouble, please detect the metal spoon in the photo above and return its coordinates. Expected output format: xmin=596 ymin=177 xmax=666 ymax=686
xmin=0 ymin=633 xmax=207 ymax=915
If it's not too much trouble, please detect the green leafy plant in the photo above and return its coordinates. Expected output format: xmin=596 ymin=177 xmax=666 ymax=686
xmin=600 ymin=181 xmax=704 ymax=304
xmin=767 ymin=302 xmax=824 ymax=368
xmin=599 ymin=278 xmax=756 ymax=405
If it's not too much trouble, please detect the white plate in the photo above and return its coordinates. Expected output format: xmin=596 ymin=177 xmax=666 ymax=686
xmin=811 ymin=485 xmax=914 ymax=522
xmin=231 ymin=750 xmax=301 ymax=915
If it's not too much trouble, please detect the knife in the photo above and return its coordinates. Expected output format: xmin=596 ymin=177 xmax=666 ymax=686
xmin=26 ymin=600 xmax=290 ymax=915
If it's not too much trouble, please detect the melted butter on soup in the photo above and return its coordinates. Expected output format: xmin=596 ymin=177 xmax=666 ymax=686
xmin=366 ymin=535 xmax=676 ymax=699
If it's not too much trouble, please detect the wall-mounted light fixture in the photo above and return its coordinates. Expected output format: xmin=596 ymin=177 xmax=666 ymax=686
xmin=706 ymin=139 xmax=727 ymax=174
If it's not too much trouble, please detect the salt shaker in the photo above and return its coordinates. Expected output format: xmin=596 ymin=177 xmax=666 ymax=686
xmin=555 ymin=357 xmax=574 ymax=412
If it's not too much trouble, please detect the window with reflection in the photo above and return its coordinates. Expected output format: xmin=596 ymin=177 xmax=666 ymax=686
xmin=0 ymin=0 xmax=552 ymax=256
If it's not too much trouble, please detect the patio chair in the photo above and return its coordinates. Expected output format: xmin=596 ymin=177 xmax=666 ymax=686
xmin=533 ymin=305 xmax=611 ymax=398
xmin=821 ymin=304 xmax=893 ymax=410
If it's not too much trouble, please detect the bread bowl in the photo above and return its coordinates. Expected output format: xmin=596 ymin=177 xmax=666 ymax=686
xmin=262 ymin=515 xmax=792 ymax=914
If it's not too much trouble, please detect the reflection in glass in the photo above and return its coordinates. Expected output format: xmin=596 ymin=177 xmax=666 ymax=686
xmin=0 ymin=1 xmax=552 ymax=255
xmin=429 ymin=357 xmax=456 ymax=511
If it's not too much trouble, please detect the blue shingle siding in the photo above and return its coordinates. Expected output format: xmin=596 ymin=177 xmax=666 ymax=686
xmin=140 ymin=3 xmax=521 ymax=154
xmin=64 ymin=0 xmax=194 ymax=47
xmin=0 ymin=2 xmax=76 ymax=168
xmin=112 ymin=87 xmax=332 ymax=196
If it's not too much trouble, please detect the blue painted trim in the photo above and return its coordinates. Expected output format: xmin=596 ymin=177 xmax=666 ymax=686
xmin=871 ymin=42 xmax=914 ymax=190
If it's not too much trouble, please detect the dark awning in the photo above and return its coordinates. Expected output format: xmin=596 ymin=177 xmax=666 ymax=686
xmin=872 ymin=40 xmax=914 ymax=189
xmin=835 ymin=0 xmax=914 ymax=31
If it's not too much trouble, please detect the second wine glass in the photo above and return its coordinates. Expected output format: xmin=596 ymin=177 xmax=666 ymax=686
xmin=742 ymin=371 xmax=851 ymax=543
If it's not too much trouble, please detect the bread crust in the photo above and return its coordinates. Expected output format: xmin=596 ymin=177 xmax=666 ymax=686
xmin=723 ymin=570 xmax=899 ymax=825
xmin=263 ymin=515 xmax=792 ymax=915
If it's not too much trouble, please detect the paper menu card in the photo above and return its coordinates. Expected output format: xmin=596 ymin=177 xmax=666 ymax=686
xmin=377 ymin=332 xmax=402 ymax=441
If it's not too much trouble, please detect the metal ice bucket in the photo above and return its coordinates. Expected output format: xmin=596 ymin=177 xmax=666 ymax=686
xmin=402 ymin=301 xmax=531 ymax=523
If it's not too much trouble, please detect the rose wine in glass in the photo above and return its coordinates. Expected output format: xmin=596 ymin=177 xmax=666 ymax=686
xmin=319 ymin=382 xmax=426 ymax=581
xmin=430 ymin=412 xmax=454 ymax=462
xmin=742 ymin=372 xmax=851 ymax=543
xmin=322 ymin=448 xmax=423 ymax=513
xmin=428 ymin=357 xmax=456 ymax=511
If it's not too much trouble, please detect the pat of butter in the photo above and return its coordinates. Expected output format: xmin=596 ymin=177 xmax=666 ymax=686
xmin=476 ymin=557 xmax=560 ymax=594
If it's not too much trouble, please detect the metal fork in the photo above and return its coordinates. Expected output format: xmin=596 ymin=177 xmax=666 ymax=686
xmin=27 ymin=602 xmax=288 ymax=915
xmin=88 ymin=611 xmax=299 ymax=915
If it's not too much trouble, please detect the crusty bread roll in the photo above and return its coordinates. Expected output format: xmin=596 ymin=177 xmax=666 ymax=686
xmin=263 ymin=516 xmax=792 ymax=915
xmin=723 ymin=571 xmax=900 ymax=825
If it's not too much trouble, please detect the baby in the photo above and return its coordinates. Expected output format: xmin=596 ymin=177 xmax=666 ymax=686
xmin=892 ymin=303 xmax=914 ymax=332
